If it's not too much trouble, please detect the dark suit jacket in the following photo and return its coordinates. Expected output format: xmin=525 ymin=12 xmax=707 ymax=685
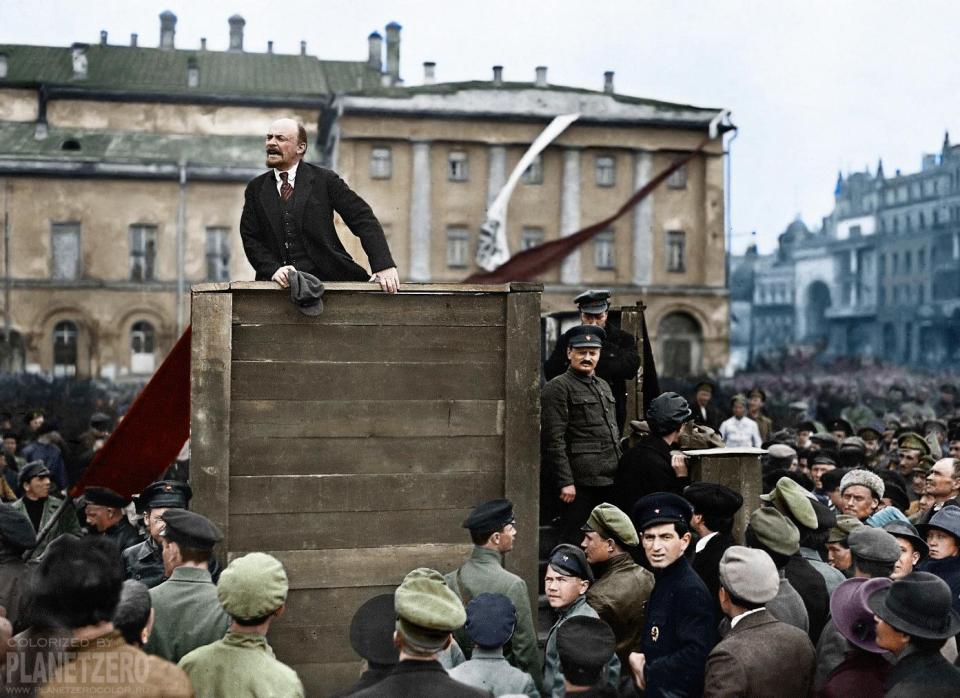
xmin=704 ymin=608 xmax=815 ymax=698
xmin=884 ymin=648 xmax=960 ymax=697
xmin=692 ymin=531 xmax=734 ymax=624
xmin=348 ymin=660 xmax=491 ymax=697
xmin=784 ymin=553 xmax=829 ymax=644
xmin=239 ymin=162 xmax=395 ymax=281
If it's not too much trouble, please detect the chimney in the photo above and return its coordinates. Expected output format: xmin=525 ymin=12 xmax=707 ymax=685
xmin=187 ymin=56 xmax=199 ymax=87
xmin=535 ymin=65 xmax=547 ymax=87
xmin=200 ymin=37 xmax=207 ymax=50
xmin=99 ymin=30 xmax=108 ymax=46
xmin=300 ymin=40 xmax=307 ymax=56
xmin=71 ymin=43 xmax=89 ymax=80
xmin=492 ymin=65 xmax=503 ymax=85
xmin=130 ymin=33 xmax=138 ymax=47
xmin=228 ymin=14 xmax=245 ymax=52
xmin=423 ymin=61 xmax=435 ymax=85
xmin=159 ymin=10 xmax=176 ymax=49
xmin=367 ymin=31 xmax=382 ymax=71
xmin=267 ymin=40 xmax=274 ymax=54
xmin=385 ymin=21 xmax=401 ymax=85
xmin=603 ymin=70 xmax=614 ymax=94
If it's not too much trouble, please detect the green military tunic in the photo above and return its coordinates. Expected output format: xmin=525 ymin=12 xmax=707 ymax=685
xmin=585 ymin=552 xmax=655 ymax=664
xmin=146 ymin=565 xmax=229 ymax=663
xmin=11 ymin=495 xmax=80 ymax=558
xmin=178 ymin=631 xmax=304 ymax=698
xmin=445 ymin=546 xmax=543 ymax=691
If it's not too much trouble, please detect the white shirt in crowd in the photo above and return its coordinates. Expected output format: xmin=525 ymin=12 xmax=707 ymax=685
xmin=719 ymin=415 xmax=762 ymax=448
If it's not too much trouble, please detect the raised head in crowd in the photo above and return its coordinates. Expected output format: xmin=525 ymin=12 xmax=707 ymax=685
xmin=11 ymin=460 xmax=79 ymax=559
xmin=82 ymin=485 xmax=144 ymax=552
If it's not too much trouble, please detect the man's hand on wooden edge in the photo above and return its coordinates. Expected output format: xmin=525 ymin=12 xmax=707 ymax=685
xmin=271 ymin=265 xmax=297 ymax=289
xmin=370 ymin=266 xmax=400 ymax=294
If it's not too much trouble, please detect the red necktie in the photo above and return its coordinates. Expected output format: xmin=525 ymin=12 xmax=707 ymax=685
xmin=280 ymin=171 xmax=293 ymax=202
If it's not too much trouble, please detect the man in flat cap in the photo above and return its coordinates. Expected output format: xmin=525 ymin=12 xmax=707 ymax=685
xmin=444 ymin=498 xmax=541 ymax=689
xmin=541 ymin=326 xmax=622 ymax=544
xmin=747 ymin=388 xmax=773 ymax=442
xmin=629 ymin=493 xmax=715 ymax=697
xmin=351 ymin=568 xmax=488 ymax=697
xmin=826 ymin=514 xmax=863 ymax=576
xmin=179 ymin=552 xmax=304 ymax=697
xmin=839 ymin=469 xmax=885 ymax=522
xmin=0 ymin=503 xmax=38 ymax=631
xmin=683 ymin=482 xmax=743 ymax=622
xmin=579 ymin=503 xmax=653 ymax=664
xmin=447 ymin=593 xmax=538 ymax=697
xmin=703 ymin=547 xmax=815 ymax=697
xmin=745 ymin=507 xmax=810 ymax=637
xmin=544 ymin=289 xmax=639 ymax=433
xmin=83 ymin=485 xmax=144 ymax=552
xmin=122 ymin=480 xmax=218 ymax=588
xmin=11 ymin=461 xmax=79 ymax=558
xmin=691 ymin=380 xmax=723 ymax=430
xmin=556 ymin=616 xmax=617 ymax=696
xmin=145 ymin=509 xmax=229 ymax=662
xmin=543 ymin=544 xmax=619 ymax=697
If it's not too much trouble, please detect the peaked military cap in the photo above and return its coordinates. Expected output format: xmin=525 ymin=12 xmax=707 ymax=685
xmin=349 ymin=593 xmax=399 ymax=666
xmin=760 ymin=476 xmax=818 ymax=530
xmin=811 ymin=453 xmax=837 ymax=467
xmin=914 ymin=455 xmax=935 ymax=473
xmin=465 ymin=593 xmax=516 ymax=649
xmin=582 ymin=503 xmax=639 ymax=546
xmin=828 ymin=418 xmax=854 ymax=436
xmin=394 ymin=568 xmax=466 ymax=651
xmin=828 ymin=514 xmax=864 ymax=544
xmin=0 ymin=503 xmax=37 ymax=551
xmin=748 ymin=507 xmax=800 ymax=556
xmin=218 ymin=552 xmax=288 ymax=620
xmin=567 ymin=325 xmax=605 ymax=348
xmin=632 ymin=492 xmax=694 ymax=532
xmin=548 ymin=544 xmax=594 ymax=582
xmin=848 ymin=527 xmax=901 ymax=564
xmin=573 ymin=289 xmax=611 ymax=314
xmin=810 ymin=432 xmax=838 ymax=449
xmin=135 ymin=480 xmax=192 ymax=513
xmin=694 ymin=380 xmax=715 ymax=394
xmin=18 ymin=461 xmax=50 ymax=486
xmin=556 ymin=616 xmax=616 ymax=687
xmin=856 ymin=423 xmax=883 ymax=441
xmin=747 ymin=387 xmax=767 ymax=401
xmin=462 ymin=499 xmax=514 ymax=534
xmin=89 ymin=412 xmax=113 ymax=430
xmin=683 ymin=482 xmax=743 ymax=518
xmin=896 ymin=432 xmax=930 ymax=455
xmin=840 ymin=436 xmax=867 ymax=453
xmin=160 ymin=509 xmax=222 ymax=550
xmin=83 ymin=486 xmax=129 ymax=509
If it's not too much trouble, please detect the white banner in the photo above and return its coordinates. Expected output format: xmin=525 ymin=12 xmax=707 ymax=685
xmin=475 ymin=113 xmax=580 ymax=270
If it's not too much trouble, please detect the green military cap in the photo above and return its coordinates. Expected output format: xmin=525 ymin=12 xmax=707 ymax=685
xmin=581 ymin=503 xmax=639 ymax=546
xmin=915 ymin=455 xmax=936 ymax=473
xmin=759 ymin=477 xmax=818 ymax=531
xmin=748 ymin=507 xmax=800 ymax=556
xmin=394 ymin=568 xmax=466 ymax=651
xmin=217 ymin=552 xmax=288 ymax=620
xmin=828 ymin=514 xmax=864 ymax=544
xmin=897 ymin=431 xmax=930 ymax=456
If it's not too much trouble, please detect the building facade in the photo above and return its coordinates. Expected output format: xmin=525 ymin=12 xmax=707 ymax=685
xmin=0 ymin=12 xmax=733 ymax=379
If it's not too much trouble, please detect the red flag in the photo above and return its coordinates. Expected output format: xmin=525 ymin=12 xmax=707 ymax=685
xmin=466 ymin=137 xmax=709 ymax=283
xmin=70 ymin=326 xmax=192 ymax=498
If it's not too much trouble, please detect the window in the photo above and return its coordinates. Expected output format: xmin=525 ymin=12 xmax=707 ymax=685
xmin=52 ymin=321 xmax=78 ymax=377
xmin=878 ymin=254 xmax=886 ymax=276
xmin=370 ymin=147 xmax=392 ymax=179
xmin=521 ymin=154 xmax=543 ymax=185
xmin=918 ymin=248 xmax=926 ymax=272
xmin=667 ymin=163 xmax=688 ymax=189
xmin=448 ymin=151 xmax=469 ymax=182
xmin=446 ymin=226 xmax=470 ymax=268
xmin=594 ymin=230 xmax=615 ymax=270
xmin=205 ymin=227 xmax=230 ymax=281
xmin=666 ymin=230 xmax=686 ymax=272
xmin=129 ymin=225 xmax=157 ymax=281
xmin=595 ymin=155 xmax=616 ymax=187
xmin=521 ymin=226 xmax=544 ymax=250
xmin=849 ymin=224 xmax=862 ymax=237
xmin=130 ymin=321 xmax=156 ymax=374
xmin=892 ymin=252 xmax=899 ymax=274
xmin=904 ymin=251 xmax=912 ymax=273
xmin=51 ymin=222 xmax=80 ymax=281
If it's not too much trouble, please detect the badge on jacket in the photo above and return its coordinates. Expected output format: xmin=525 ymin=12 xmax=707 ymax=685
xmin=650 ymin=626 xmax=659 ymax=643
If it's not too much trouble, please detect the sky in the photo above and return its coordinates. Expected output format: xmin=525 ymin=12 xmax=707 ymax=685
xmin=5 ymin=0 xmax=960 ymax=253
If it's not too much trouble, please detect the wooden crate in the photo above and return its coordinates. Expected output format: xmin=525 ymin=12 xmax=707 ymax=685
xmin=190 ymin=281 xmax=542 ymax=696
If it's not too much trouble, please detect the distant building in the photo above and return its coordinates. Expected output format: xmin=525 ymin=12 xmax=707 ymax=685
xmin=0 ymin=12 xmax=733 ymax=379
xmin=729 ymin=133 xmax=960 ymax=369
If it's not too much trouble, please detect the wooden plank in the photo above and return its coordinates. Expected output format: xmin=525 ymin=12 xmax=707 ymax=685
xmin=503 ymin=290 xmax=542 ymax=614
xmin=232 ymin=544 xmax=472 ymax=589
xmin=229 ymin=508 xmax=472 ymax=550
xmin=272 ymin=586 xmax=396 ymax=630
xmin=190 ymin=291 xmax=232 ymax=559
xmin=290 ymin=661 xmax=364 ymax=698
xmin=230 ymin=399 xmax=505 ymax=438
xmin=230 ymin=435 xmax=505 ymax=476
xmin=230 ymin=360 xmax=503 ymax=401
xmin=232 ymin=290 xmax=506 ymax=326
xmin=229 ymin=472 xmax=502 ymax=515
xmin=228 ymin=281 xmax=512 ymax=293
xmin=270 ymin=623 xmax=355 ymax=665
xmin=232 ymin=324 xmax=504 ymax=363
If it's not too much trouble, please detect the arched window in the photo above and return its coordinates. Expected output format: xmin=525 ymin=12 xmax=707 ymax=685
xmin=53 ymin=321 xmax=78 ymax=377
xmin=658 ymin=312 xmax=703 ymax=377
xmin=130 ymin=321 xmax=155 ymax=374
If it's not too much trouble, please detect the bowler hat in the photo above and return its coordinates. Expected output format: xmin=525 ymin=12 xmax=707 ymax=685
xmin=883 ymin=520 xmax=928 ymax=558
xmin=831 ymin=577 xmax=892 ymax=653
xmin=868 ymin=571 xmax=960 ymax=639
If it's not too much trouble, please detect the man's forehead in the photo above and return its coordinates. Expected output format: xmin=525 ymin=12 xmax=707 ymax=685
xmin=267 ymin=119 xmax=298 ymax=136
